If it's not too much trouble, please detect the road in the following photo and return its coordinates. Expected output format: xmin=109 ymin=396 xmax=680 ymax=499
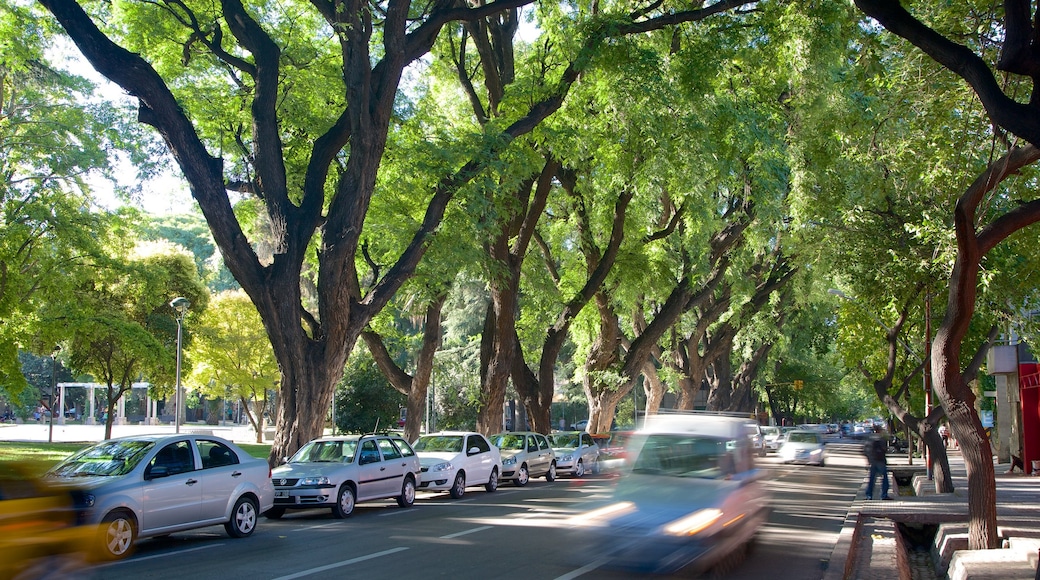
xmin=77 ymin=444 xmax=867 ymax=580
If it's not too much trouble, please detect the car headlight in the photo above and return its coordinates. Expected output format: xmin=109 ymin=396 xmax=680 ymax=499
xmin=299 ymin=476 xmax=331 ymax=486
xmin=430 ymin=462 xmax=453 ymax=472
xmin=503 ymin=456 xmax=516 ymax=467
xmin=570 ymin=501 xmax=635 ymax=527
xmin=663 ymin=508 xmax=724 ymax=536
xmin=559 ymin=453 xmax=574 ymax=462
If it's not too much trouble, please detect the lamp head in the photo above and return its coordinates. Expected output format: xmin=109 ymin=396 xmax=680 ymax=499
xmin=170 ymin=296 xmax=191 ymax=314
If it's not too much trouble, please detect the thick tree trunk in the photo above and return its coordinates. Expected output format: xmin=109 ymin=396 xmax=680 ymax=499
xmin=641 ymin=361 xmax=666 ymax=416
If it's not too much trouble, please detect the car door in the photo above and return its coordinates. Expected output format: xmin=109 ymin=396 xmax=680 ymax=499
xmin=375 ymin=437 xmax=407 ymax=498
xmin=580 ymin=433 xmax=598 ymax=467
xmin=356 ymin=438 xmax=389 ymax=499
xmin=140 ymin=440 xmax=202 ymax=533
xmin=533 ymin=434 xmax=552 ymax=475
xmin=195 ymin=439 xmax=242 ymax=521
xmin=465 ymin=434 xmax=494 ymax=482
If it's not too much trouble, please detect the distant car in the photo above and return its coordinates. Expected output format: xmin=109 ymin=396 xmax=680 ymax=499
xmin=591 ymin=431 xmax=633 ymax=471
xmin=571 ymin=413 xmax=770 ymax=575
xmin=413 ymin=432 xmax=501 ymax=498
xmin=44 ymin=434 xmax=273 ymax=560
xmin=746 ymin=423 xmax=766 ymax=457
xmin=490 ymin=432 xmax=556 ymax=486
xmin=549 ymin=431 xmax=599 ymax=477
xmin=778 ymin=429 xmax=827 ymax=466
xmin=571 ymin=420 xmax=589 ymax=431
xmin=761 ymin=426 xmax=782 ymax=452
xmin=268 ymin=433 xmax=421 ymax=519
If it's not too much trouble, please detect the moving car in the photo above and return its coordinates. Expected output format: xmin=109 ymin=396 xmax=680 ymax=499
xmin=490 ymin=432 xmax=556 ymax=486
xmin=44 ymin=434 xmax=273 ymax=560
xmin=268 ymin=433 xmax=421 ymax=519
xmin=778 ymin=429 xmax=827 ymax=466
xmin=413 ymin=432 xmax=501 ymax=498
xmin=571 ymin=413 xmax=770 ymax=575
xmin=549 ymin=431 xmax=600 ymax=477
xmin=591 ymin=431 xmax=633 ymax=471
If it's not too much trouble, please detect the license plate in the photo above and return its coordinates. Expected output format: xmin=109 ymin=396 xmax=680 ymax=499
xmin=275 ymin=490 xmax=289 ymax=498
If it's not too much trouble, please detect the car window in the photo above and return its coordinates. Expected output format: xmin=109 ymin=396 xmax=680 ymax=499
xmin=467 ymin=435 xmax=491 ymax=455
xmin=47 ymin=440 xmax=154 ymax=478
xmin=197 ymin=440 xmax=239 ymax=469
xmin=581 ymin=433 xmax=594 ymax=447
xmin=536 ymin=435 xmax=549 ymax=451
xmin=377 ymin=438 xmax=402 ymax=460
xmin=550 ymin=433 xmax=579 ymax=448
xmin=294 ymin=440 xmax=357 ymax=463
xmin=491 ymin=434 xmax=525 ymax=450
xmin=150 ymin=441 xmax=195 ymax=476
xmin=358 ymin=439 xmax=382 ymax=464
xmin=392 ymin=438 xmax=416 ymax=457
xmin=632 ymin=434 xmax=734 ymax=479
xmin=414 ymin=435 xmax=463 ymax=453
xmin=788 ymin=432 xmax=820 ymax=444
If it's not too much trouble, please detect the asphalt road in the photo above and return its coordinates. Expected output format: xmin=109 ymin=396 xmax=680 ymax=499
xmin=76 ymin=445 xmax=867 ymax=580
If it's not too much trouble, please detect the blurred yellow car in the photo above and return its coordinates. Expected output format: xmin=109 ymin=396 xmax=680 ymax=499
xmin=0 ymin=463 xmax=94 ymax=578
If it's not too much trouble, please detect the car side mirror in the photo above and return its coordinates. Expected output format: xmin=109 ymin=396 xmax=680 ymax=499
xmin=145 ymin=465 xmax=169 ymax=480
xmin=468 ymin=447 xmax=481 ymax=455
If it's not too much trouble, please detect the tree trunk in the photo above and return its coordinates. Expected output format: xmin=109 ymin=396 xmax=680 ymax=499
xmin=641 ymin=361 xmax=667 ymax=416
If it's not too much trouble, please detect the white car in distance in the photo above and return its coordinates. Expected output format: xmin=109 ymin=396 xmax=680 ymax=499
xmin=413 ymin=432 xmax=501 ymax=498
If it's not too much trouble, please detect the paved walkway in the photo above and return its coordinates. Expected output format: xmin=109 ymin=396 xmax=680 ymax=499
xmin=824 ymin=447 xmax=1040 ymax=580
xmin=0 ymin=420 xmax=264 ymax=444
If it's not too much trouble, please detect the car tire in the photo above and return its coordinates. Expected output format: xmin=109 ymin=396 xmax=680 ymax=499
xmin=592 ymin=459 xmax=601 ymax=474
xmin=225 ymin=496 xmax=259 ymax=538
xmin=450 ymin=472 xmax=467 ymax=499
xmin=265 ymin=507 xmax=286 ymax=519
xmin=515 ymin=464 xmax=530 ymax=487
xmin=332 ymin=484 xmax=356 ymax=518
xmin=397 ymin=476 xmax=416 ymax=508
xmin=574 ymin=459 xmax=585 ymax=478
xmin=98 ymin=510 xmax=136 ymax=561
xmin=545 ymin=461 xmax=557 ymax=482
xmin=484 ymin=468 xmax=499 ymax=493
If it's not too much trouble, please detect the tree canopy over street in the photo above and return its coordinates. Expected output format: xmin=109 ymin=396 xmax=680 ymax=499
xmin=4 ymin=0 xmax=1040 ymax=553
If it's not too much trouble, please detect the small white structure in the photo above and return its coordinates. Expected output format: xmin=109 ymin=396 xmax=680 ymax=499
xmin=55 ymin=382 xmax=155 ymax=425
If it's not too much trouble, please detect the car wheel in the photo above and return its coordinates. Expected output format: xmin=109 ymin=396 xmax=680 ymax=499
xmin=450 ymin=472 xmax=466 ymax=499
xmin=515 ymin=464 xmax=530 ymax=487
xmin=332 ymin=484 xmax=356 ymax=518
xmin=574 ymin=459 xmax=585 ymax=478
xmin=265 ymin=507 xmax=286 ymax=519
xmin=592 ymin=458 xmax=601 ymax=474
xmin=546 ymin=461 xmax=557 ymax=482
xmin=397 ymin=476 xmax=416 ymax=508
xmin=98 ymin=510 xmax=136 ymax=561
xmin=225 ymin=496 xmax=258 ymax=538
xmin=485 ymin=468 xmax=499 ymax=493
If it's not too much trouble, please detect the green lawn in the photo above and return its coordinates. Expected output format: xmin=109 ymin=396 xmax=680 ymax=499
xmin=0 ymin=440 xmax=273 ymax=476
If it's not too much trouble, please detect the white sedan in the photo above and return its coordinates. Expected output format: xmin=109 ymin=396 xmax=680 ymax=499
xmin=413 ymin=431 xmax=501 ymax=498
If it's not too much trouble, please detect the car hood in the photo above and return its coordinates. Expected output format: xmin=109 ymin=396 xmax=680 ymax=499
xmin=499 ymin=449 xmax=523 ymax=460
xmin=417 ymin=452 xmax=461 ymax=466
xmin=551 ymin=447 xmax=578 ymax=454
xmin=782 ymin=442 xmax=823 ymax=450
xmin=273 ymin=462 xmax=350 ymax=478
xmin=599 ymin=472 xmax=762 ymax=529
xmin=43 ymin=474 xmax=121 ymax=490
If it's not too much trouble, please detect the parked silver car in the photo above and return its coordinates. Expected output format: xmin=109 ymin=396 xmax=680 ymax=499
xmin=548 ymin=431 xmax=599 ymax=477
xmin=268 ymin=433 xmax=421 ymax=519
xmin=44 ymin=434 xmax=273 ymax=560
xmin=490 ymin=432 xmax=556 ymax=486
xmin=778 ymin=429 xmax=827 ymax=466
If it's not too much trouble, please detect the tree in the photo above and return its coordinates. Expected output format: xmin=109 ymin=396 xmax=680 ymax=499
xmin=57 ymin=250 xmax=208 ymax=438
xmin=37 ymin=0 xmax=760 ymax=464
xmin=853 ymin=0 xmax=1040 ymax=550
xmin=187 ymin=290 xmax=277 ymax=442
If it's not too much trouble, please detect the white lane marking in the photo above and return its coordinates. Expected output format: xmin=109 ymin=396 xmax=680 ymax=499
xmin=439 ymin=525 xmax=493 ymax=539
xmin=271 ymin=547 xmax=409 ymax=580
xmin=94 ymin=543 xmax=223 ymax=568
xmin=554 ymin=559 xmax=608 ymax=580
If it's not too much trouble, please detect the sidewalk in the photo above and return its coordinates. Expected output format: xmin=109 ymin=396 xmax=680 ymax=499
xmin=824 ymin=447 xmax=1040 ymax=580
xmin=0 ymin=420 xmax=264 ymax=445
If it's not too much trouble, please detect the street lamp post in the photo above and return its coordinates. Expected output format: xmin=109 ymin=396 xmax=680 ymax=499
xmin=48 ymin=346 xmax=60 ymax=443
xmin=171 ymin=297 xmax=191 ymax=434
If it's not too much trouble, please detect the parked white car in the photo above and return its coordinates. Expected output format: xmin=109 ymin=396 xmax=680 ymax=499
xmin=413 ymin=432 xmax=501 ymax=498
xmin=268 ymin=433 xmax=421 ymax=519
xmin=45 ymin=434 xmax=273 ymax=560
xmin=548 ymin=431 xmax=599 ymax=477
xmin=490 ymin=432 xmax=556 ymax=485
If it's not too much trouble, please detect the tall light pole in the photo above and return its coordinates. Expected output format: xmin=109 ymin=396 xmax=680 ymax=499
xmin=48 ymin=345 xmax=61 ymax=443
xmin=171 ymin=297 xmax=190 ymax=433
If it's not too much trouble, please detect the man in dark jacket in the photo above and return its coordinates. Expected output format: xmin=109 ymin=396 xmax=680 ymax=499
xmin=864 ymin=435 xmax=891 ymax=500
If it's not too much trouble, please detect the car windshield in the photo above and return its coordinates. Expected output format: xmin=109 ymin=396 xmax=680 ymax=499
xmin=414 ymin=435 xmax=463 ymax=453
xmin=47 ymin=440 xmax=154 ymax=477
xmin=630 ymin=434 xmax=736 ymax=479
xmin=491 ymin=434 xmax=525 ymax=450
xmin=762 ymin=427 xmax=780 ymax=437
xmin=549 ymin=434 xmax=580 ymax=448
xmin=292 ymin=440 xmax=357 ymax=463
xmin=788 ymin=432 xmax=820 ymax=444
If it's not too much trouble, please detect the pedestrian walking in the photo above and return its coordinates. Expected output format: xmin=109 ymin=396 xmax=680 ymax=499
xmin=939 ymin=424 xmax=950 ymax=448
xmin=864 ymin=435 xmax=891 ymax=500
